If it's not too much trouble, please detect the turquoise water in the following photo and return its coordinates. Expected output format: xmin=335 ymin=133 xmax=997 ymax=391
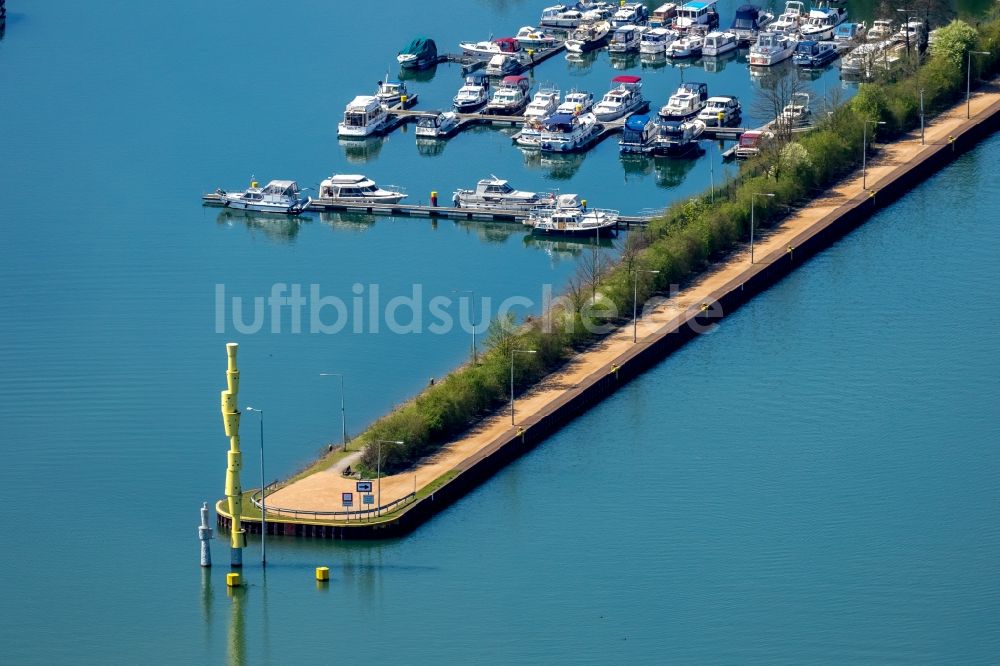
xmin=2 ymin=1 xmax=999 ymax=663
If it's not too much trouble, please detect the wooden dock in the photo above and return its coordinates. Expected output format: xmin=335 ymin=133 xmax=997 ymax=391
xmin=435 ymin=42 xmax=567 ymax=75
xmin=202 ymin=193 xmax=653 ymax=227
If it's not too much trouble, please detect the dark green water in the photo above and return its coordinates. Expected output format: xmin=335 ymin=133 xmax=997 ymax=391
xmin=1 ymin=1 xmax=998 ymax=663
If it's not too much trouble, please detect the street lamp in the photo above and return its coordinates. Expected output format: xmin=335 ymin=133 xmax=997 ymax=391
xmin=510 ymin=349 xmax=536 ymax=425
xmin=318 ymin=373 xmax=348 ymax=451
xmin=452 ymin=289 xmax=478 ymax=364
xmin=243 ymin=406 xmax=266 ymax=567
xmin=374 ymin=439 xmax=404 ymax=517
xmin=632 ymin=268 xmax=660 ymax=342
xmin=967 ymin=50 xmax=991 ymax=119
xmin=750 ymin=192 xmax=775 ymax=264
xmin=862 ymin=119 xmax=886 ymax=189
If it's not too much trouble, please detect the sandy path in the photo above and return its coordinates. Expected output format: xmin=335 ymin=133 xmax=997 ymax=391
xmin=267 ymin=83 xmax=1000 ymax=516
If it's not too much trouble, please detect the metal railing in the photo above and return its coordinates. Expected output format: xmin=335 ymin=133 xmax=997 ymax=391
xmin=249 ymin=485 xmax=418 ymax=522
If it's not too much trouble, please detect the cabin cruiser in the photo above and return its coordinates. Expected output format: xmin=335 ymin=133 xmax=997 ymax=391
xmin=593 ymin=75 xmax=645 ymax=121
xmin=338 ymin=96 xmax=390 ymax=138
xmin=793 ymin=39 xmax=838 ymax=67
xmin=697 ymin=95 xmax=741 ymax=126
xmin=799 ymin=4 xmax=848 ymax=41
xmin=653 ymin=118 xmax=705 ymax=156
xmin=770 ymin=1 xmax=805 ymax=34
xmin=730 ymin=4 xmax=773 ymax=44
xmin=540 ymin=5 xmax=587 ymax=29
xmin=485 ymin=54 xmax=521 ymax=77
xmin=485 ymin=76 xmax=531 ymax=115
xmin=611 ymin=3 xmax=648 ymax=28
xmin=539 ymin=112 xmax=600 ymax=153
xmin=524 ymin=86 xmax=561 ymax=121
xmin=640 ymin=27 xmax=678 ymax=54
xmin=650 ymin=3 xmax=678 ymax=27
xmin=867 ymin=19 xmax=895 ymax=41
xmin=659 ymin=82 xmax=708 ymax=120
xmin=375 ymin=80 xmax=413 ymax=108
xmin=619 ymin=114 xmax=660 ymax=154
xmin=526 ymin=203 xmax=619 ymax=236
xmin=397 ymin=37 xmax=437 ymax=69
xmin=415 ymin=111 xmax=459 ymax=139
xmin=672 ymin=0 xmax=719 ymax=32
xmin=460 ymin=37 xmax=522 ymax=60
xmin=318 ymin=174 xmax=407 ymax=204
xmin=452 ymin=176 xmax=556 ymax=210
xmin=515 ymin=119 xmax=545 ymax=148
xmin=217 ymin=179 xmax=310 ymax=215
xmin=666 ymin=32 xmax=704 ymax=58
xmin=833 ymin=22 xmax=864 ymax=42
xmin=557 ymin=90 xmax=595 ymax=114
xmin=776 ymin=92 xmax=810 ymax=127
xmin=515 ymin=26 xmax=560 ymax=48
xmin=609 ymin=25 xmax=645 ymax=53
xmin=452 ymin=73 xmax=490 ymax=112
xmin=702 ymin=31 xmax=738 ymax=56
xmin=748 ymin=31 xmax=796 ymax=66
xmin=840 ymin=38 xmax=897 ymax=78
xmin=895 ymin=20 xmax=927 ymax=48
xmin=565 ymin=20 xmax=611 ymax=53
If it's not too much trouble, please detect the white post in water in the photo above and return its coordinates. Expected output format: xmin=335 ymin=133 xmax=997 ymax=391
xmin=199 ymin=502 xmax=213 ymax=567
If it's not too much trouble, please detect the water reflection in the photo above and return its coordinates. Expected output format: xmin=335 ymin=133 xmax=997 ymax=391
xmin=609 ymin=52 xmax=639 ymax=71
xmin=227 ymin=578 xmax=246 ymax=666
xmin=396 ymin=63 xmax=438 ymax=82
xmin=654 ymin=153 xmax=703 ymax=188
xmin=537 ymin=150 xmax=587 ymax=180
xmin=749 ymin=58 xmax=796 ymax=84
xmin=216 ymin=209 xmax=305 ymax=243
xmin=339 ymin=136 xmax=387 ymax=162
xmin=319 ymin=211 xmax=377 ymax=232
xmin=415 ymin=137 xmax=448 ymax=157
xmin=620 ymin=152 xmax=655 ymax=177
xmin=639 ymin=53 xmax=669 ymax=70
xmin=565 ymin=50 xmax=599 ymax=74
xmin=451 ymin=218 xmax=525 ymax=245
xmin=702 ymin=49 xmax=743 ymax=74
xmin=522 ymin=233 xmax=616 ymax=264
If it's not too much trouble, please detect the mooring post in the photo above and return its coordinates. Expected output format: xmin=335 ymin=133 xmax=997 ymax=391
xmin=199 ymin=502 xmax=213 ymax=567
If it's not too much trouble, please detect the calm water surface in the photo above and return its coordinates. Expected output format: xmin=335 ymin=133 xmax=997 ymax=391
xmin=1 ymin=1 xmax=998 ymax=664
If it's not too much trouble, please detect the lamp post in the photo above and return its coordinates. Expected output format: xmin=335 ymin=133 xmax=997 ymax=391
xmin=920 ymin=88 xmax=925 ymax=145
xmin=243 ymin=406 xmax=266 ymax=567
xmin=452 ymin=289 xmax=478 ymax=364
xmin=967 ymin=50 xmax=991 ymax=119
xmin=862 ymin=119 xmax=886 ymax=190
xmin=374 ymin=440 xmax=404 ymax=517
xmin=750 ymin=192 xmax=775 ymax=264
xmin=318 ymin=373 xmax=348 ymax=451
xmin=510 ymin=349 xmax=536 ymax=425
xmin=632 ymin=268 xmax=660 ymax=343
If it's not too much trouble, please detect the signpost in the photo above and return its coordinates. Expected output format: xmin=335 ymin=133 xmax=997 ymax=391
xmin=356 ymin=481 xmax=373 ymax=493
xmin=342 ymin=492 xmax=353 ymax=522
xmin=362 ymin=493 xmax=374 ymax=521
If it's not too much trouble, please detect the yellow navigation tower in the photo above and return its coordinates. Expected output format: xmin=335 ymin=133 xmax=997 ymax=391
xmin=221 ymin=342 xmax=247 ymax=566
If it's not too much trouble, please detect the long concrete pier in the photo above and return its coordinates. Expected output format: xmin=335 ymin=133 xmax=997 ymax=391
xmin=218 ymin=82 xmax=1000 ymax=540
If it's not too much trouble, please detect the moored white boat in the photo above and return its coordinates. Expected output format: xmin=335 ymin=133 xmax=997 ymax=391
xmin=592 ymin=75 xmax=645 ymax=121
xmin=515 ymin=26 xmax=560 ymax=47
xmin=485 ymin=75 xmax=531 ymax=115
xmin=730 ymin=4 xmax=774 ymax=44
xmin=557 ymin=90 xmax=595 ymax=114
xmin=415 ymin=111 xmax=459 ymax=139
xmin=540 ymin=5 xmax=587 ymax=29
xmin=666 ymin=31 xmax=704 ymax=57
xmin=459 ymin=37 xmax=522 ymax=60
xmin=793 ymin=39 xmax=838 ymax=67
xmin=375 ymin=80 xmax=413 ymax=108
xmin=697 ymin=95 xmax=741 ymax=126
xmin=217 ymin=179 xmax=310 ymax=215
xmin=640 ymin=27 xmax=678 ymax=54
xmin=338 ymin=95 xmax=391 ymax=138
xmin=659 ymin=82 xmax=708 ymax=120
xmin=609 ymin=24 xmax=645 ymax=53
xmin=619 ymin=113 xmax=661 ymax=154
xmin=775 ymin=92 xmax=811 ymax=127
xmin=525 ymin=86 xmax=561 ymax=121
xmin=526 ymin=203 xmax=619 ymax=236
xmin=748 ymin=31 xmax=796 ymax=66
xmin=702 ymin=30 xmax=738 ymax=56
xmin=799 ymin=4 xmax=848 ymax=41
xmin=672 ymin=0 xmax=719 ymax=32
xmin=318 ymin=174 xmax=406 ymax=204
xmin=611 ymin=3 xmax=649 ymax=28
xmin=485 ymin=53 xmax=521 ymax=77
xmin=565 ymin=20 xmax=612 ymax=53
xmin=452 ymin=176 xmax=556 ymax=210
xmin=539 ymin=112 xmax=600 ymax=153
xmin=770 ymin=0 xmax=805 ymax=34
xmin=453 ymin=73 xmax=490 ymax=113
xmin=653 ymin=118 xmax=705 ymax=156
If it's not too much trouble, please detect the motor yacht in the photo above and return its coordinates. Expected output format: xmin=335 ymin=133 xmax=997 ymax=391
xmin=653 ymin=118 xmax=705 ymax=156
xmin=452 ymin=73 xmax=490 ymax=112
xmin=697 ymin=95 xmax=741 ymax=126
xmin=748 ymin=31 xmax=796 ymax=66
xmin=658 ymin=82 xmax=708 ymax=120
xmin=317 ymin=174 xmax=407 ymax=204
xmin=415 ymin=111 xmax=460 ymax=139
xmin=524 ymin=86 xmax=561 ymax=121
xmin=452 ymin=176 xmax=556 ymax=210
xmin=217 ymin=179 xmax=310 ymax=215
xmin=485 ymin=76 xmax=531 ymax=115
xmin=730 ymin=4 xmax=774 ymax=44
xmin=702 ymin=31 xmax=738 ymax=56
xmin=539 ymin=112 xmax=600 ymax=153
xmin=338 ymin=96 xmax=391 ymax=138
xmin=526 ymin=204 xmax=619 ymax=236
xmin=593 ymin=75 xmax=645 ymax=121
xmin=556 ymin=90 xmax=595 ymax=114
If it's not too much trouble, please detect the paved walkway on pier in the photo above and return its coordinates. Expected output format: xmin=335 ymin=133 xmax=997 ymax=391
xmin=266 ymin=82 xmax=1000 ymax=517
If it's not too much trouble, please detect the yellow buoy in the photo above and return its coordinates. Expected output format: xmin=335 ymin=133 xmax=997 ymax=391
xmin=226 ymin=572 xmax=242 ymax=587
xmin=316 ymin=566 xmax=330 ymax=582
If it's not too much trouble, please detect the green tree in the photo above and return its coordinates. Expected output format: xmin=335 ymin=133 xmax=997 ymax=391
xmin=930 ymin=20 xmax=979 ymax=67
